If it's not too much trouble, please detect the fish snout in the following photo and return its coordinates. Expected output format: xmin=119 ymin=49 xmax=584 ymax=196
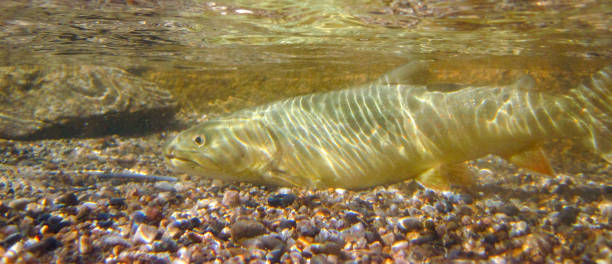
xmin=163 ymin=139 xmax=179 ymax=162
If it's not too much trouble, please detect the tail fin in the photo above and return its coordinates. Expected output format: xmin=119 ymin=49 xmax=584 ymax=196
xmin=571 ymin=64 xmax=612 ymax=162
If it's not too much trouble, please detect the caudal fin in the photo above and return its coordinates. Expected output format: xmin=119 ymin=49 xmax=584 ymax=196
xmin=571 ymin=64 xmax=612 ymax=162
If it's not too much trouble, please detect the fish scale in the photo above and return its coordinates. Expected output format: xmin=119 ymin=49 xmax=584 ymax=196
xmin=165 ymin=62 xmax=612 ymax=189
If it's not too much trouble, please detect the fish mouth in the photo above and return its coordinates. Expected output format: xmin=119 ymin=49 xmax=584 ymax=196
xmin=164 ymin=151 xmax=218 ymax=172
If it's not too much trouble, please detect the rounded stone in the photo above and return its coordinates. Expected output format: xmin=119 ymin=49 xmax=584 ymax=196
xmin=230 ymin=220 xmax=267 ymax=241
xmin=55 ymin=193 xmax=79 ymax=206
xmin=398 ymin=217 xmax=422 ymax=232
xmin=222 ymin=190 xmax=240 ymax=207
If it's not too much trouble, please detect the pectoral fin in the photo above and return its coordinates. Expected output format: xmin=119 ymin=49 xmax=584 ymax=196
xmin=416 ymin=162 xmax=475 ymax=190
xmin=506 ymin=147 xmax=554 ymax=176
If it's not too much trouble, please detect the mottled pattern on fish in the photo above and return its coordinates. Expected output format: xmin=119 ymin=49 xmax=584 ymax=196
xmin=165 ymin=63 xmax=612 ymax=189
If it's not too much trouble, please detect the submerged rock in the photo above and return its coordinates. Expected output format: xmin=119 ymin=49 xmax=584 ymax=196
xmin=0 ymin=65 xmax=176 ymax=139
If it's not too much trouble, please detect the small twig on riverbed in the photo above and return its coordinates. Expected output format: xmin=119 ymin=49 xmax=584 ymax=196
xmin=46 ymin=170 xmax=178 ymax=182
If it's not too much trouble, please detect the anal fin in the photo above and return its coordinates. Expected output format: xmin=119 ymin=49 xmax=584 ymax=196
xmin=416 ymin=162 xmax=475 ymax=190
xmin=506 ymin=147 xmax=554 ymax=176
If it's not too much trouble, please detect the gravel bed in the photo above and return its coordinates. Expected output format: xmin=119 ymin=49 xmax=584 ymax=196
xmin=0 ymin=129 xmax=610 ymax=263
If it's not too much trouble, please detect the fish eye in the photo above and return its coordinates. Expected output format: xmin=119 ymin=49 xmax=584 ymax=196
xmin=193 ymin=135 xmax=205 ymax=146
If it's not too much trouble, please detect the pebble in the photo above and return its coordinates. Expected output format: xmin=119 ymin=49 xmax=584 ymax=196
xmin=24 ymin=237 xmax=62 ymax=254
xmin=509 ymin=221 xmax=529 ymax=237
xmin=44 ymin=215 xmax=71 ymax=234
xmin=599 ymin=203 xmax=612 ymax=221
xmin=154 ymin=181 xmax=177 ymax=192
xmin=499 ymin=204 xmax=519 ymax=216
xmin=260 ymin=235 xmax=284 ymax=250
xmin=152 ymin=237 xmax=179 ymax=253
xmin=109 ymin=198 xmax=127 ymax=208
xmin=268 ymin=193 xmax=297 ymax=207
xmin=131 ymin=210 xmax=148 ymax=223
xmin=310 ymin=241 xmax=343 ymax=255
xmin=230 ymin=220 xmax=266 ymax=241
xmin=343 ymin=222 xmax=366 ymax=241
xmin=391 ymin=240 xmax=410 ymax=252
xmin=8 ymin=198 xmax=32 ymax=210
xmin=561 ymin=206 xmax=580 ymax=224
xmin=145 ymin=206 xmax=163 ymax=222
xmin=79 ymin=235 xmax=91 ymax=254
xmin=0 ymin=233 xmax=23 ymax=248
xmin=457 ymin=205 xmax=474 ymax=215
xmin=222 ymin=190 xmax=240 ymax=207
xmin=398 ymin=216 xmax=422 ymax=232
xmin=278 ymin=219 xmax=296 ymax=230
xmin=55 ymin=193 xmax=79 ymax=206
xmin=98 ymin=235 xmax=132 ymax=249
xmin=421 ymin=205 xmax=436 ymax=215
xmin=133 ymin=224 xmax=159 ymax=244
xmin=297 ymin=220 xmax=320 ymax=237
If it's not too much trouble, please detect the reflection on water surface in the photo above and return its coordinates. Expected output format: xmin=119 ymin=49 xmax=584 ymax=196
xmin=0 ymin=0 xmax=610 ymax=139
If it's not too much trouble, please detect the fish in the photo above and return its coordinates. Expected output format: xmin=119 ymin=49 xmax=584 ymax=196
xmin=164 ymin=61 xmax=612 ymax=189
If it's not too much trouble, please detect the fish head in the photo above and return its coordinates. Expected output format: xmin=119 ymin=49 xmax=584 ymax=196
xmin=164 ymin=118 xmax=280 ymax=183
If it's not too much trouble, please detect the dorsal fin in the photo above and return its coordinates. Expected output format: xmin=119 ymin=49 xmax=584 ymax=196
xmin=376 ymin=61 xmax=430 ymax=85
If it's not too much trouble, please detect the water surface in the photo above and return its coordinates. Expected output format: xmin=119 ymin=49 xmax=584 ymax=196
xmin=1 ymin=0 xmax=610 ymax=112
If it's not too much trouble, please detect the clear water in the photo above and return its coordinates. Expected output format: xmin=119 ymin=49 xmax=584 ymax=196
xmin=1 ymin=0 xmax=611 ymax=113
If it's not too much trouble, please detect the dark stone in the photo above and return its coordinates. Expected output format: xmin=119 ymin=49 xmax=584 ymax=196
xmin=435 ymin=200 xmax=452 ymax=213
xmin=575 ymin=186 xmax=602 ymax=202
xmin=152 ymin=237 xmax=179 ymax=253
xmin=189 ymin=217 xmax=201 ymax=228
xmin=172 ymin=219 xmax=192 ymax=230
xmin=483 ymin=234 xmax=498 ymax=244
xmin=457 ymin=205 xmax=474 ymax=216
xmin=365 ymin=231 xmax=382 ymax=244
xmin=311 ymin=241 xmax=343 ymax=255
xmin=203 ymin=219 xmax=225 ymax=237
xmin=55 ymin=193 xmax=79 ymax=206
xmin=500 ymin=204 xmax=520 ymax=216
xmin=131 ymin=211 xmax=147 ymax=223
xmin=278 ymin=219 xmax=296 ymax=230
xmin=44 ymin=216 xmax=71 ymax=234
xmin=98 ymin=219 xmax=114 ymax=228
xmin=244 ymin=199 xmax=259 ymax=208
xmin=410 ymin=233 xmax=436 ymax=245
xmin=343 ymin=211 xmax=361 ymax=225
xmin=0 ymin=65 xmax=177 ymax=140
xmin=268 ymin=193 xmax=297 ymax=207
xmin=25 ymin=237 xmax=62 ymax=254
xmin=0 ymin=232 xmax=23 ymax=248
xmin=109 ymin=198 xmax=126 ymax=208
xmin=35 ymin=213 xmax=52 ymax=224
xmin=398 ymin=217 xmax=422 ymax=232
xmin=96 ymin=212 xmax=113 ymax=221
xmin=260 ymin=235 xmax=285 ymax=250
xmin=558 ymin=206 xmax=580 ymax=225
xmin=266 ymin=248 xmax=284 ymax=263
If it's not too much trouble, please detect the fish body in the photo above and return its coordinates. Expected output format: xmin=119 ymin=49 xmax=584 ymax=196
xmin=165 ymin=62 xmax=612 ymax=189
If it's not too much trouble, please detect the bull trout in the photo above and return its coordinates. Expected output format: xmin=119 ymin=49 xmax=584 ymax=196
xmin=164 ymin=62 xmax=612 ymax=189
